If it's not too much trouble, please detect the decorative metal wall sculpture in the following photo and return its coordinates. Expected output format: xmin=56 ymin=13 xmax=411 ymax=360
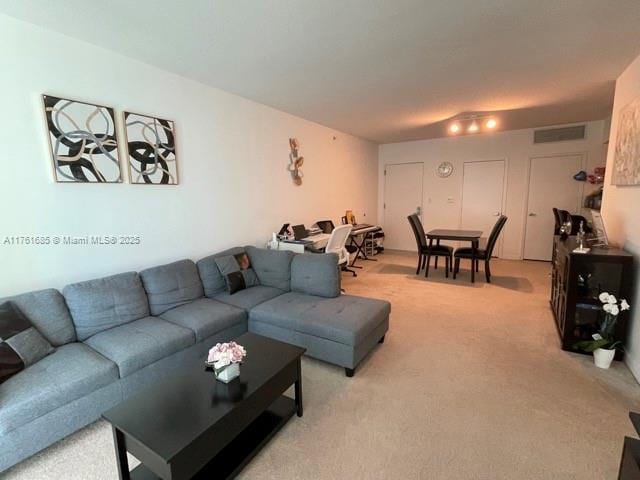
xmin=43 ymin=95 xmax=121 ymax=183
xmin=124 ymin=112 xmax=178 ymax=184
xmin=288 ymin=138 xmax=304 ymax=185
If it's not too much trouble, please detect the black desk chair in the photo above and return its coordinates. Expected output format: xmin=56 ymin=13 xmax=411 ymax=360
xmin=407 ymin=214 xmax=453 ymax=278
xmin=454 ymin=215 xmax=507 ymax=283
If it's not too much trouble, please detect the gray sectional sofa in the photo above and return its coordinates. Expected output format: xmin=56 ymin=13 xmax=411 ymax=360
xmin=0 ymin=246 xmax=390 ymax=472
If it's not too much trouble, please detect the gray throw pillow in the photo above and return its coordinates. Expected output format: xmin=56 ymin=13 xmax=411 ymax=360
xmin=214 ymin=253 xmax=259 ymax=294
xmin=1 ymin=301 xmax=54 ymax=384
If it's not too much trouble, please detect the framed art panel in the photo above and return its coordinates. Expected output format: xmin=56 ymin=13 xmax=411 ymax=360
xmin=42 ymin=95 xmax=122 ymax=183
xmin=124 ymin=111 xmax=178 ymax=185
xmin=612 ymin=95 xmax=640 ymax=186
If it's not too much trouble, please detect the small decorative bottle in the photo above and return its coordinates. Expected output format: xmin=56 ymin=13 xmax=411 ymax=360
xmin=577 ymin=221 xmax=585 ymax=250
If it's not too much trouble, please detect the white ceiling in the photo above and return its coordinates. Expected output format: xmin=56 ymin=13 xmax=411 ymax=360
xmin=3 ymin=0 xmax=640 ymax=143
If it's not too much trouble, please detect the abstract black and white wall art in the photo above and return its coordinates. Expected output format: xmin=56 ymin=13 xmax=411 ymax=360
xmin=43 ymin=95 xmax=122 ymax=183
xmin=124 ymin=112 xmax=178 ymax=184
xmin=613 ymin=94 xmax=640 ymax=186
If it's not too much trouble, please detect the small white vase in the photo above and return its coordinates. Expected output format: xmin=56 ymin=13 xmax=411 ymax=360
xmin=215 ymin=362 xmax=240 ymax=383
xmin=593 ymin=348 xmax=615 ymax=369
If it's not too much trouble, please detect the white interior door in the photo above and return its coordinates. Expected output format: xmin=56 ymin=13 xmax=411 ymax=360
xmin=383 ymin=163 xmax=424 ymax=251
xmin=460 ymin=160 xmax=505 ymax=256
xmin=524 ymin=154 xmax=583 ymax=261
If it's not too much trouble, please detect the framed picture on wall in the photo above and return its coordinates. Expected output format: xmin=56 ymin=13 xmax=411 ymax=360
xmin=612 ymin=94 xmax=640 ymax=186
xmin=42 ymin=95 xmax=122 ymax=183
xmin=123 ymin=111 xmax=178 ymax=185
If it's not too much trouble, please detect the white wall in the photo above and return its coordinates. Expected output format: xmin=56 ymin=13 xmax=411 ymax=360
xmin=378 ymin=121 xmax=607 ymax=259
xmin=0 ymin=15 xmax=378 ymax=296
xmin=602 ymin=52 xmax=640 ymax=381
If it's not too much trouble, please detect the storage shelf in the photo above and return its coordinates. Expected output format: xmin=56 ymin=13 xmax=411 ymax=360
xmin=550 ymin=236 xmax=633 ymax=358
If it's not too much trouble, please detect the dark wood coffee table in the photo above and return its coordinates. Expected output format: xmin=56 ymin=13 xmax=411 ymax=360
xmin=102 ymin=332 xmax=305 ymax=480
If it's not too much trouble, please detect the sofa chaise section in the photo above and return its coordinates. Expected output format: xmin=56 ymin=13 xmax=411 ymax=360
xmin=248 ymin=253 xmax=390 ymax=376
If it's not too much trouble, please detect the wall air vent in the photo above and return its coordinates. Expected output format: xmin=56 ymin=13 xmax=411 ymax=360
xmin=533 ymin=125 xmax=586 ymax=143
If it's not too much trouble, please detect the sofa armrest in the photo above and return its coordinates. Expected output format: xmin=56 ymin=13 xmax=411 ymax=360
xmin=291 ymin=253 xmax=341 ymax=298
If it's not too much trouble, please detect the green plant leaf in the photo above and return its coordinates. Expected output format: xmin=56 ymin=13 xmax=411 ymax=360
xmin=573 ymin=338 xmax=612 ymax=352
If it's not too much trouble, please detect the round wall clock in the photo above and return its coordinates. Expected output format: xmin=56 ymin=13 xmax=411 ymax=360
xmin=437 ymin=161 xmax=454 ymax=178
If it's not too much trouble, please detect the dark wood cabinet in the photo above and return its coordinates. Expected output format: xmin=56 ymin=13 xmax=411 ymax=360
xmin=550 ymin=236 xmax=634 ymax=358
xmin=618 ymin=413 xmax=640 ymax=479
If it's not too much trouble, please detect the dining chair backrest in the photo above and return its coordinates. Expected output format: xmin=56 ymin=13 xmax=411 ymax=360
xmin=552 ymin=208 xmax=562 ymax=235
xmin=484 ymin=215 xmax=508 ymax=258
xmin=407 ymin=214 xmax=427 ymax=250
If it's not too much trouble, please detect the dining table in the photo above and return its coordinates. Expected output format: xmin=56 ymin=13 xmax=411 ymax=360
xmin=426 ymin=229 xmax=483 ymax=282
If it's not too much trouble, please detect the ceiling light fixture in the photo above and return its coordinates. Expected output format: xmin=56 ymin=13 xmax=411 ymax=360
xmin=447 ymin=114 xmax=498 ymax=135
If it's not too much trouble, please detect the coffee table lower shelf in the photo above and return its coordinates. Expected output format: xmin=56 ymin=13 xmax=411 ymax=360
xmin=129 ymin=396 xmax=296 ymax=480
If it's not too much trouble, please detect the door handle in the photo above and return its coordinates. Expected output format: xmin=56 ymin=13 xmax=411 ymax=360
xmin=529 ymin=213 xmax=537 ymax=216
xmin=493 ymin=212 xmax=500 ymax=216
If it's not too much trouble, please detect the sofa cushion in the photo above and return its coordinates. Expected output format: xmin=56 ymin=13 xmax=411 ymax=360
xmin=64 ymin=272 xmax=150 ymax=341
xmin=214 ymin=286 xmax=285 ymax=310
xmin=291 ymin=253 xmax=341 ymax=298
xmin=197 ymin=247 xmax=246 ymax=297
xmin=139 ymin=260 xmax=204 ymax=316
xmin=0 ymin=342 xmax=118 ymax=434
xmin=1 ymin=301 xmax=54 ymax=384
xmin=249 ymin=292 xmax=391 ymax=346
xmin=159 ymin=298 xmax=247 ymax=342
xmin=245 ymin=246 xmax=294 ymax=291
xmin=0 ymin=289 xmax=76 ymax=346
xmin=214 ymin=254 xmax=260 ymax=294
xmin=84 ymin=316 xmax=195 ymax=377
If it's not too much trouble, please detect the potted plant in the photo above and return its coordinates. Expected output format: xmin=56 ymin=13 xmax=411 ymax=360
xmin=575 ymin=292 xmax=630 ymax=369
xmin=206 ymin=341 xmax=247 ymax=383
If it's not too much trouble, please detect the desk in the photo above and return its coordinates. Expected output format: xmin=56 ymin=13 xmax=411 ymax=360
xmin=426 ymin=229 xmax=482 ymax=282
xmin=349 ymin=225 xmax=382 ymax=267
xmin=276 ymin=233 xmax=331 ymax=254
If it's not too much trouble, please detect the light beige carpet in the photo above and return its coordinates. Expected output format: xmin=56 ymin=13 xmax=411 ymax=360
xmin=4 ymin=252 xmax=639 ymax=479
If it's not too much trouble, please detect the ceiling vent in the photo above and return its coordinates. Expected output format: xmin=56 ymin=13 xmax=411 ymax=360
xmin=534 ymin=125 xmax=586 ymax=143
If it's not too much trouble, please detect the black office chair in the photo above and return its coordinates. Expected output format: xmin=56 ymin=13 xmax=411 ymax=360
xmin=453 ymin=215 xmax=507 ymax=283
xmin=555 ymin=209 xmax=591 ymax=236
xmin=407 ymin=214 xmax=454 ymax=278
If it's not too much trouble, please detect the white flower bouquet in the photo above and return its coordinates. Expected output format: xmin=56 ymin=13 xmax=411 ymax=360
xmin=575 ymin=292 xmax=630 ymax=353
